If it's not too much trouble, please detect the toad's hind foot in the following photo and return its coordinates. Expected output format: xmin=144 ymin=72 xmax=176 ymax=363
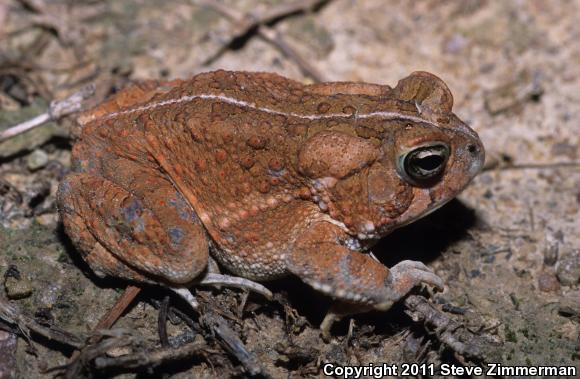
xmin=198 ymin=273 xmax=273 ymax=300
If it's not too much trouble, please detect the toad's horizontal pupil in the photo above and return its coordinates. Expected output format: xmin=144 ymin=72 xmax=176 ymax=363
xmin=415 ymin=154 xmax=443 ymax=171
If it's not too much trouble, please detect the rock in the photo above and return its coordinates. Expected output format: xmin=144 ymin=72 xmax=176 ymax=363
xmin=27 ymin=149 xmax=49 ymax=171
xmin=556 ymin=249 xmax=580 ymax=286
xmin=537 ymin=271 xmax=560 ymax=292
xmin=35 ymin=213 xmax=58 ymax=226
xmin=4 ymin=275 xmax=33 ymax=299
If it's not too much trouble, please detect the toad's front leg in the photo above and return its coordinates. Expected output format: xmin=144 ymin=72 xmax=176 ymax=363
xmin=285 ymin=221 xmax=444 ymax=339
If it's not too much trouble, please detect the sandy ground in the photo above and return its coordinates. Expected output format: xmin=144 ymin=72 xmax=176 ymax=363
xmin=0 ymin=0 xmax=578 ymax=378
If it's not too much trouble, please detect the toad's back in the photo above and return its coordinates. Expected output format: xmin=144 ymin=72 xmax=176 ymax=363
xmin=72 ymin=70 xmax=414 ymax=257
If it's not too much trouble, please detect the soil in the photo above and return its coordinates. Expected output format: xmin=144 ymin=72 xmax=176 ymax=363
xmin=0 ymin=1 xmax=578 ymax=378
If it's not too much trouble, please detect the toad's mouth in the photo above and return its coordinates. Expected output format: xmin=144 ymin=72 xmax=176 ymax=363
xmin=392 ymin=193 xmax=454 ymax=231
xmin=341 ymin=192 xmax=454 ymax=241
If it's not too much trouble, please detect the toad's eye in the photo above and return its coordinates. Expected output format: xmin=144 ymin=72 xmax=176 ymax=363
xmin=397 ymin=143 xmax=450 ymax=186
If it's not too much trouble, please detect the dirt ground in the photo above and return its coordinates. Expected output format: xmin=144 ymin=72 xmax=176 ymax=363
xmin=0 ymin=0 xmax=578 ymax=378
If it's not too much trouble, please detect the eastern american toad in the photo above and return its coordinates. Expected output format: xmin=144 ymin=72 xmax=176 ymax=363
xmin=57 ymin=70 xmax=484 ymax=335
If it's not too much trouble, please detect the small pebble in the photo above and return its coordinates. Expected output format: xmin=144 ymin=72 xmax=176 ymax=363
xmin=27 ymin=149 xmax=49 ymax=171
xmin=38 ymin=282 xmax=62 ymax=308
xmin=556 ymin=249 xmax=580 ymax=286
xmin=543 ymin=234 xmax=559 ymax=267
xmin=106 ymin=346 xmax=132 ymax=357
xmin=4 ymin=276 xmax=33 ymax=299
xmin=35 ymin=213 xmax=58 ymax=226
xmin=0 ymin=330 xmax=12 ymax=341
xmin=537 ymin=271 xmax=560 ymax=292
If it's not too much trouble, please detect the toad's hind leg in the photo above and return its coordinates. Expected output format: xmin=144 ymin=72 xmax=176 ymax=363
xmin=57 ymin=170 xmax=209 ymax=285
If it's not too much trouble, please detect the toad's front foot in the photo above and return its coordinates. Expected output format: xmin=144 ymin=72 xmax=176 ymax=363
xmin=375 ymin=260 xmax=444 ymax=310
xmin=287 ymin=222 xmax=446 ymax=340
xmin=320 ymin=260 xmax=444 ymax=340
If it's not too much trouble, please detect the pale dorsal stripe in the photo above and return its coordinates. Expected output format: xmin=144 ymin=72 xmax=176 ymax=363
xmin=99 ymin=94 xmax=439 ymax=127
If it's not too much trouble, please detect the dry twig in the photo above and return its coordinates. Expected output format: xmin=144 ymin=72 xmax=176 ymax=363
xmin=93 ymin=340 xmax=207 ymax=371
xmin=67 ymin=285 xmax=141 ymax=366
xmin=483 ymin=154 xmax=580 ymax=172
xmin=488 ymin=161 xmax=580 ymax=171
xmin=61 ymin=330 xmax=138 ymax=379
xmin=14 ymin=0 xmax=106 ymax=48
xmin=93 ymin=285 xmax=141 ymax=332
xmin=0 ymin=84 xmax=95 ymax=143
xmin=0 ymin=294 xmax=84 ymax=349
xmin=404 ymin=295 xmax=497 ymax=361
xmin=158 ymin=295 xmax=171 ymax=347
xmin=196 ymin=0 xmax=329 ymax=82
xmin=200 ymin=310 xmax=267 ymax=377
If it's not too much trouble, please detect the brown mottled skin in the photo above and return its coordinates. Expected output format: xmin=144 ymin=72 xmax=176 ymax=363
xmin=57 ymin=70 xmax=484 ymax=332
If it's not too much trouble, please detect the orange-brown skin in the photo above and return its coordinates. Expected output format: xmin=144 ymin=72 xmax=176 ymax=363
xmin=57 ymin=70 xmax=484 ymax=315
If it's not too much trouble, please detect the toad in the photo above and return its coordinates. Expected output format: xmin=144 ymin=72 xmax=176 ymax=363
xmin=57 ymin=70 xmax=484 ymax=336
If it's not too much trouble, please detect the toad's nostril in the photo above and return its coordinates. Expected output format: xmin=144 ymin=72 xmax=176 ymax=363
xmin=468 ymin=143 xmax=485 ymax=176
